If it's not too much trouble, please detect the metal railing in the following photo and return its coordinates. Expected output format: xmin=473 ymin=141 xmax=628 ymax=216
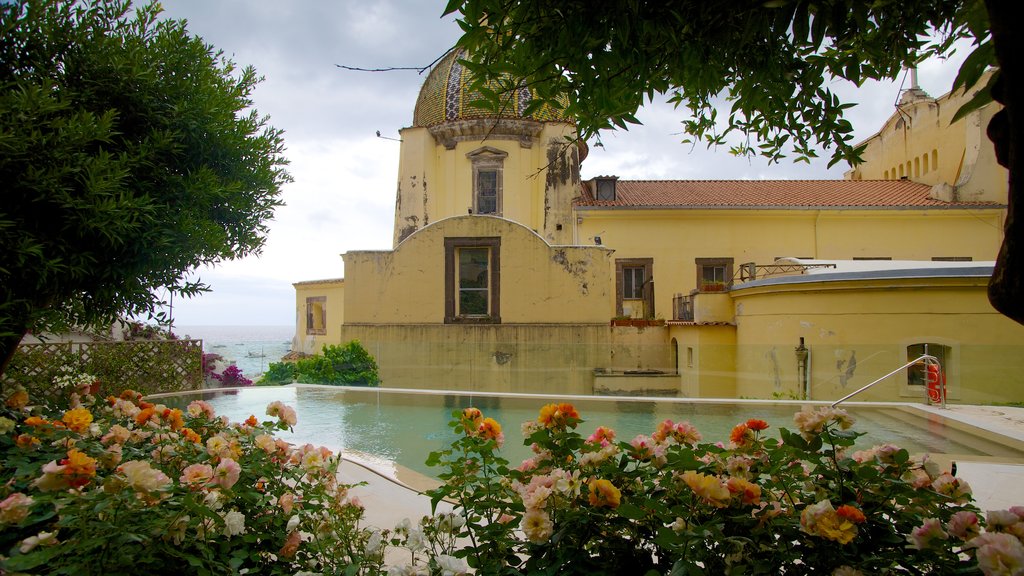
xmin=831 ymin=354 xmax=944 ymax=408
xmin=672 ymin=294 xmax=694 ymax=321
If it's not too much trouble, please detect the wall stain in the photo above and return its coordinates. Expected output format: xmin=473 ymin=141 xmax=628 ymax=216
xmin=837 ymin=350 xmax=857 ymax=387
xmin=551 ymin=250 xmax=591 ymax=295
xmin=493 ymin=351 xmax=513 ymax=365
xmin=422 ymin=174 xmax=429 ymax=226
xmin=766 ymin=346 xmax=782 ymax=390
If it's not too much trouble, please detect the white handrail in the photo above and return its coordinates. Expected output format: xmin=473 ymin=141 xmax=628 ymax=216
xmin=831 ymin=355 xmax=941 ymax=408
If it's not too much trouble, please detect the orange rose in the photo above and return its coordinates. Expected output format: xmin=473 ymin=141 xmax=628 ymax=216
xmin=745 ymin=419 xmax=770 ymax=431
xmin=588 ymin=478 xmax=621 ymax=508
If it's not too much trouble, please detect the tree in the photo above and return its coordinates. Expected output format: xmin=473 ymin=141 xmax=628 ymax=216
xmin=0 ymin=0 xmax=290 ymax=373
xmin=444 ymin=0 xmax=1023 ymax=324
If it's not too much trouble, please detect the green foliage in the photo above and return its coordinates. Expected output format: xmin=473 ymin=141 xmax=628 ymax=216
xmin=444 ymin=0 xmax=985 ymax=168
xmin=257 ymin=361 xmax=296 ymax=385
xmin=294 ymin=341 xmax=380 ymax=387
xmin=0 ymin=0 xmax=290 ymax=362
xmin=0 ymin=389 xmax=377 ymax=574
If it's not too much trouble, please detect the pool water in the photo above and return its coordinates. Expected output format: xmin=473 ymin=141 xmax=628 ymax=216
xmin=159 ymin=386 xmax=1024 ymax=478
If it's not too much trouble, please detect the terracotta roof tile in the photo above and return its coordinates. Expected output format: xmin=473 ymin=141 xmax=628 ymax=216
xmin=574 ymin=180 xmax=1004 ymax=209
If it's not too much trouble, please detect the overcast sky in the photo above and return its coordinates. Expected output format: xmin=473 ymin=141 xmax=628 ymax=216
xmin=157 ymin=1 xmax=971 ymax=327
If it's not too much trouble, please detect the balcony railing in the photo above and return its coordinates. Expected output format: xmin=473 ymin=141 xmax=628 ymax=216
xmin=672 ymin=294 xmax=694 ymax=321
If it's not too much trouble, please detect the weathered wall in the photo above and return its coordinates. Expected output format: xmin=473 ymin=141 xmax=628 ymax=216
xmin=847 ymin=71 xmax=1007 ymax=204
xmin=293 ymin=280 xmax=345 ymax=355
xmin=394 ymin=123 xmax=579 ymax=246
xmin=345 ymin=216 xmax=612 ymax=324
xmin=336 ymin=324 xmax=600 ymax=394
xmin=730 ymin=276 xmax=1024 ymax=404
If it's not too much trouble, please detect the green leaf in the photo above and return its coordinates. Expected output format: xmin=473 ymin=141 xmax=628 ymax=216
xmin=616 ymin=502 xmax=647 ymax=519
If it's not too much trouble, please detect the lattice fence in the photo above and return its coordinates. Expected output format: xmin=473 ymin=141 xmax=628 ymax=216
xmin=3 ymin=339 xmax=203 ymax=400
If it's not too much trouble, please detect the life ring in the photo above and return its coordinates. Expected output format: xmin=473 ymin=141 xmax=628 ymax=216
xmin=926 ymin=364 xmax=945 ymax=403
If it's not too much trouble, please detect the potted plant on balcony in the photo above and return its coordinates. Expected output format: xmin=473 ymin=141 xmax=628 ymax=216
xmin=701 ymin=281 xmax=728 ymax=293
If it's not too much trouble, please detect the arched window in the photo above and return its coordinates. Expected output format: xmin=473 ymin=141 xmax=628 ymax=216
xmin=883 ymin=170 xmax=889 ymax=180
xmin=932 ymin=149 xmax=938 ymax=171
xmin=923 ymin=153 xmax=929 ymax=173
xmin=914 ymin=157 xmax=920 ymax=177
xmin=899 ymin=165 xmax=905 ymax=178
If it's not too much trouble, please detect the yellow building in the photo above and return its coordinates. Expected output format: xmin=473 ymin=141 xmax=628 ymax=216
xmin=295 ymin=52 xmax=1024 ymax=402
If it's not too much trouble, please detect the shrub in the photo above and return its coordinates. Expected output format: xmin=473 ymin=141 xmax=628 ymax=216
xmin=257 ymin=361 xmax=296 ymax=385
xmin=211 ymin=364 xmax=253 ymax=387
xmin=423 ymin=403 xmax=1024 ymax=575
xmin=294 ymin=341 xmax=379 ymax=386
xmin=0 ymin=389 xmax=378 ymax=574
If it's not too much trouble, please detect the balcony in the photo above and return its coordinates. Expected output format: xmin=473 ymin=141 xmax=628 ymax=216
xmin=672 ymin=294 xmax=694 ymax=322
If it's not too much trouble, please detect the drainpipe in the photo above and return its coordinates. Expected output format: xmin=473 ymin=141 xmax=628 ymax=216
xmin=795 ymin=337 xmax=810 ymax=400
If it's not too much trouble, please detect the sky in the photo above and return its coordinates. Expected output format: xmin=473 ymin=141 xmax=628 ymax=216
xmin=156 ymin=1 xmax=972 ymax=327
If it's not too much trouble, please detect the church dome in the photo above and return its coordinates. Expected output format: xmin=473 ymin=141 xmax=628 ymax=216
xmin=413 ymin=48 xmax=572 ymax=127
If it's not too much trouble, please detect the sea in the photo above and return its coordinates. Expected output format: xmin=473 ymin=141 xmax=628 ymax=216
xmin=174 ymin=325 xmax=294 ymax=379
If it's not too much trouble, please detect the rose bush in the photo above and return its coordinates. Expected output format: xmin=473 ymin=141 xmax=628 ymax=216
xmin=5 ymin=375 xmax=1024 ymax=575
xmin=0 ymin=385 xmax=380 ymax=574
xmin=425 ymin=403 xmax=1024 ymax=575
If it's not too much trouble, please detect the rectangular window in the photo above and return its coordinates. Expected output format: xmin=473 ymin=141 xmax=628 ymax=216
xmin=445 ymin=237 xmax=501 ymax=323
xmin=932 ymin=256 xmax=973 ymax=262
xmin=305 ymin=297 xmax=326 ymax=335
xmin=622 ymin=266 xmax=645 ymax=299
xmin=696 ymin=258 xmax=733 ymax=292
xmin=458 ymin=247 xmax=490 ymax=315
xmin=476 ymin=170 xmax=498 ymax=214
xmin=615 ymin=258 xmax=654 ymax=317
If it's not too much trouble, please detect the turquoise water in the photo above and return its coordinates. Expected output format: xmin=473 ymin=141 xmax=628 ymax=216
xmin=161 ymin=386 xmax=1021 ymax=478
xmin=175 ymin=325 xmax=292 ymax=378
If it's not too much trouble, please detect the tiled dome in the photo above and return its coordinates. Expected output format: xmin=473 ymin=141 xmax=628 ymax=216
xmin=412 ymin=48 xmax=572 ymax=127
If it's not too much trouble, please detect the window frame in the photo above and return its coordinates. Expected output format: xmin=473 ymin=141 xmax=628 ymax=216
xmin=615 ymin=258 xmax=654 ymax=317
xmin=305 ymin=296 xmax=327 ymax=336
xmin=695 ymin=257 xmax=733 ymax=292
xmin=467 ymin=147 xmax=507 ymax=216
xmin=445 ymin=237 xmax=501 ymax=324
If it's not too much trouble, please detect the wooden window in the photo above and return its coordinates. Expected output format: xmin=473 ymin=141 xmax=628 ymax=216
xmin=476 ymin=170 xmax=498 ymax=214
xmin=445 ymin=237 xmax=501 ymax=323
xmin=695 ymin=257 xmax=733 ymax=292
xmin=305 ymin=297 xmax=326 ymax=335
xmin=615 ymin=258 xmax=654 ymax=317
xmin=467 ymin=147 xmax=506 ymax=216
xmin=622 ymin=266 xmax=645 ymax=299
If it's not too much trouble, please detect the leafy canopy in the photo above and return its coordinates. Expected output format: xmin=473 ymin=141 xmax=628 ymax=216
xmin=445 ymin=0 xmax=982 ymax=167
xmin=0 ymin=0 xmax=289 ymax=351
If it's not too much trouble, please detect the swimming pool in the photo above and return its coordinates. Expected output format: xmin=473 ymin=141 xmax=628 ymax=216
xmin=154 ymin=385 xmax=1024 ymax=479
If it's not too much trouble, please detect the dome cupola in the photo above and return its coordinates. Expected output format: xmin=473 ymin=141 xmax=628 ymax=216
xmin=413 ymin=48 xmax=572 ymax=129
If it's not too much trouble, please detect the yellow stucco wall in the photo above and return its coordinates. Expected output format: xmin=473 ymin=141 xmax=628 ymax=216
xmin=847 ymin=72 xmax=1007 ymax=204
xmin=394 ymin=123 xmax=579 ymax=246
xmin=730 ymin=276 xmax=1024 ymax=404
xmin=346 ymin=215 xmax=612 ymax=325
xmin=671 ymin=324 xmax=737 ymax=398
xmin=577 ymin=208 xmax=1004 ymax=319
xmin=292 ymin=279 xmax=345 ymax=355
